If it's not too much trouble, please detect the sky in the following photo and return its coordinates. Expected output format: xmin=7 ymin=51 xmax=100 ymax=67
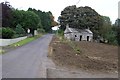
xmin=0 ymin=0 xmax=119 ymax=24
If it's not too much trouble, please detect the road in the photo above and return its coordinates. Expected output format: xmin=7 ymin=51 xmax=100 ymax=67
xmin=2 ymin=34 xmax=118 ymax=78
xmin=2 ymin=34 xmax=55 ymax=78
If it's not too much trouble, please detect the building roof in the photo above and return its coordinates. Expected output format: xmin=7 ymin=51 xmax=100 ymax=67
xmin=64 ymin=27 xmax=93 ymax=34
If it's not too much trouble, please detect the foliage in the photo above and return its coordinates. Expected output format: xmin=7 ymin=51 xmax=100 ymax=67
xmin=114 ymin=19 xmax=120 ymax=45
xmin=11 ymin=10 xmax=40 ymax=36
xmin=15 ymin=24 xmax=26 ymax=37
xmin=59 ymin=5 xmax=103 ymax=39
xmin=1 ymin=1 xmax=56 ymax=36
xmin=11 ymin=34 xmax=42 ymax=47
xmin=50 ymin=15 xmax=58 ymax=27
xmin=99 ymin=16 xmax=118 ymax=45
xmin=2 ymin=27 xmax=15 ymax=39
xmin=99 ymin=16 xmax=112 ymax=40
xmin=1 ymin=2 xmax=13 ymax=28
xmin=115 ymin=18 xmax=120 ymax=27
xmin=117 ymin=27 xmax=120 ymax=45
xmin=37 ymin=28 xmax=45 ymax=33
xmin=57 ymin=29 xmax=64 ymax=36
xmin=28 ymin=8 xmax=57 ymax=32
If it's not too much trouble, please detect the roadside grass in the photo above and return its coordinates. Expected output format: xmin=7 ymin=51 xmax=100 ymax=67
xmin=0 ymin=49 xmax=5 ymax=55
xmin=11 ymin=34 xmax=42 ymax=47
xmin=0 ymin=34 xmax=43 ymax=55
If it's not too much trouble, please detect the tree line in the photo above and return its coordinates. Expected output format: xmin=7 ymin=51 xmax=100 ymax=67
xmin=58 ymin=5 xmax=120 ymax=45
xmin=1 ymin=1 xmax=58 ymax=39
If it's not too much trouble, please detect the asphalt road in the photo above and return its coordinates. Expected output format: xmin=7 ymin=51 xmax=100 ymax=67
xmin=2 ymin=34 xmax=55 ymax=78
xmin=2 ymin=34 xmax=118 ymax=78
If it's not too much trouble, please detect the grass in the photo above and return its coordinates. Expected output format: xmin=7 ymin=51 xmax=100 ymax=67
xmin=11 ymin=34 xmax=42 ymax=47
xmin=11 ymin=37 xmax=35 ymax=47
xmin=0 ymin=34 xmax=43 ymax=55
xmin=0 ymin=49 xmax=5 ymax=54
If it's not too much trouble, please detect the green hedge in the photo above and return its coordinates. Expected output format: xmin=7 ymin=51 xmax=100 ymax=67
xmin=2 ymin=27 xmax=15 ymax=39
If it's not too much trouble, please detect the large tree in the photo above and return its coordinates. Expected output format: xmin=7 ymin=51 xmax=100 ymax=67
xmin=12 ymin=10 xmax=40 ymax=36
xmin=114 ymin=18 xmax=120 ymax=45
xmin=115 ymin=18 xmax=120 ymax=27
xmin=59 ymin=5 xmax=103 ymax=39
xmin=99 ymin=16 xmax=112 ymax=39
xmin=1 ymin=1 xmax=13 ymax=27
xmin=28 ymin=8 xmax=56 ymax=32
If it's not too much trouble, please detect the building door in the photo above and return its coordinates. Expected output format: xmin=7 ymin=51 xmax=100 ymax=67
xmin=80 ymin=35 xmax=82 ymax=41
xmin=87 ymin=36 xmax=89 ymax=41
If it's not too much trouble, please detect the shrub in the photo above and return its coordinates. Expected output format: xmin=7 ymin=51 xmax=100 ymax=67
xmin=15 ymin=24 xmax=26 ymax=37
xmin=37 ymin=28 xmax=45 ymax=33
xmin=2 ymin=27 xmax=15 ymax=39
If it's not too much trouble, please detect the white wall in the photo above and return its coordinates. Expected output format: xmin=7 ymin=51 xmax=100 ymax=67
xmin=0 ymin=36 xmax=27 ymax=46
xmin=65 ymin=32 xmax=93 ymax=41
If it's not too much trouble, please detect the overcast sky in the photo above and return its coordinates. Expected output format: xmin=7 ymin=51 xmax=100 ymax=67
xmin=1 ymin=0 xmax=119 ymax=24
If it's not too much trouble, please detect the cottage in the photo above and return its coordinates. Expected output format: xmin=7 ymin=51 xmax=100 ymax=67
xmin=64 ymin=24 xmax=93 ymax=41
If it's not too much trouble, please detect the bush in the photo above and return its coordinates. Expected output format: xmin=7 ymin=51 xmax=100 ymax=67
xmin=15 ymin=24 xmax=26 ymax=37
xmin=37 ymin=28 xmax=45 ymax=33
xmin=2 ymin=27 xmax=15 ymax=39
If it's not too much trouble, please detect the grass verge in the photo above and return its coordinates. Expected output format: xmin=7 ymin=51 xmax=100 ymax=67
xmin=0 ymin=34 xmax=43 ymax=54
xmin=11 ymin=34 xmax=42 ymax=47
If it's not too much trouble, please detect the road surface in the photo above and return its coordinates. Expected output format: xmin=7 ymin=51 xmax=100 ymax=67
xmin=2 ymin=34 xmax=118 ymax=78
xmin=2 ymin=34 xmax=55 ymax=78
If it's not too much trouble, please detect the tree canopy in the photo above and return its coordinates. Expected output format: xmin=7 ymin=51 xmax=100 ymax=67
xmin=1 ymin=1 xmax=13 ymax=27
xmin=1 ymin=1 xmax=57 ymax=36
xmin=28 ymin=8 xmax=58 ymax=32
xmin=59 ymin=5 xmax=103 ymax=39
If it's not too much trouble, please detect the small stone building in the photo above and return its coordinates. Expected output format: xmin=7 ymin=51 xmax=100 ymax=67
xmin=64 ymin=25 xmax=93 ymax=41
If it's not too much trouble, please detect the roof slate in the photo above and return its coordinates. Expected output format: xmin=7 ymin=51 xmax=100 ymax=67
xmin=65 ymin=27 xmax=93 ymax=34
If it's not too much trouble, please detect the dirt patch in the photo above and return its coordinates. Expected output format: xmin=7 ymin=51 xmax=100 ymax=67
xmin=49 ymin=36 xmax=118 ymax=73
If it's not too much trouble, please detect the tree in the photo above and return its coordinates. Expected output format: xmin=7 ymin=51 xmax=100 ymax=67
xmin=99 ymin=16 xmax=118 ymax=45
xmin=12 ymin=10 xmax=40 ymax=36
xmin=59 ymin=5 xmax=103 ymax=39
xmin=99 ymin=16 xmax=112 ymax=39
xmin=50 ymin=15 xmax=58 ymax=27
xmin=28 ymin=8 xmax=56 ymax=32
xmin=115 ymin=18 xmax=120 ymax=27
xmin=1 ymin=1 xmax=13 ymax=27
xmin=114 ymin=18 xmax=120 ymax=45
xmin=15 ymin=24 xmax=26 ymax=37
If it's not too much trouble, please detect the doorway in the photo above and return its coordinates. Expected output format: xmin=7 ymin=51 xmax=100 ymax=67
xmin=87 ymin=36 xmax=89 ymax=41
xmin=80 ymin=35 xmax=82 ymax=41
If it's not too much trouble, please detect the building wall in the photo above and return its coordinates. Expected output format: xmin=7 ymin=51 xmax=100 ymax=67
xmin=65 ymin=32 xmax=93 ymax=41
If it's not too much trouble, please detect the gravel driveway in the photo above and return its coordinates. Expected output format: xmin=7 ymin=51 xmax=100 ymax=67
xmin=2 ymin=34 xmax=55 ymax=78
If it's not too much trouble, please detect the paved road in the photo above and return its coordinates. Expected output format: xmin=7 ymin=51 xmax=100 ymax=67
xmin=2 ymin=34 xmax=118 ymax=78
xmin=2 ymin=34 xmax=55 ymax=78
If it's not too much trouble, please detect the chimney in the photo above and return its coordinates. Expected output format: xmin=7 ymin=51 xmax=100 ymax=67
xmin=66 ymin=24 xmax=69 ymax=29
